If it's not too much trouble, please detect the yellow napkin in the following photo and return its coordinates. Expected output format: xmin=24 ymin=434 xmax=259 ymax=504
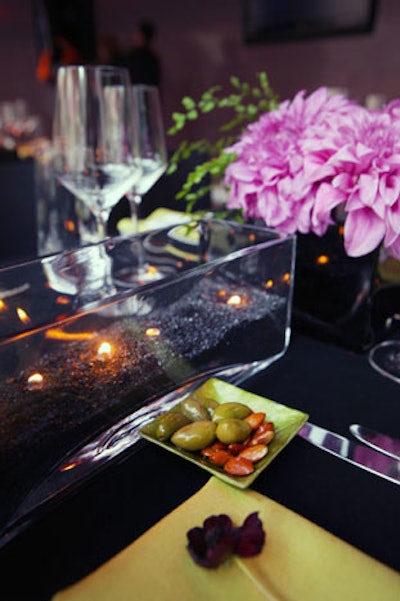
xmin=53 ymin=477 xmax=400 ymax=601
xmin=117 ymin=207 xmax=191 ymax=236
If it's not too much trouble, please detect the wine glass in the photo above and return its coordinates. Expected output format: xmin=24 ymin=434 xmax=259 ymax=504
xmin=52 ymin=65 xmax=142 ymax=299
xmin=52 ymin=65 xmax=142 ymax=244
xmin=369 ymin=340 xmax=400 ymax=384
xmin=123 ymin=84 xmax=168 ymax=233
xmin=369 ymin=311 xmax=400 ymax=384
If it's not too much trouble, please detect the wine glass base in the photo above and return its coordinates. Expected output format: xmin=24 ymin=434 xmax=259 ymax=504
xmin=368 ymin=340 xmax=400 ymax=384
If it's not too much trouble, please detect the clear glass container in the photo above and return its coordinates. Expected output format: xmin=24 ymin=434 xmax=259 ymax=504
xmin=0 ymin=218 xmax=295 ymax=545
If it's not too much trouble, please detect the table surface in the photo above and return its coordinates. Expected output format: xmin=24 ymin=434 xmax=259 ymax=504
xmin=1 ymin=332 xmax=399 ymax=600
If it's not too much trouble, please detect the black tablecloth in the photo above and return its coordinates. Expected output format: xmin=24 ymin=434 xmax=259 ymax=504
xmin=0 ymin=333 xmax=399 ymax=600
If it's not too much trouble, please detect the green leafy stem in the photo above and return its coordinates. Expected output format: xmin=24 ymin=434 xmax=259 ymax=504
xmin=167 ymin=73 xmax=279 ymax=213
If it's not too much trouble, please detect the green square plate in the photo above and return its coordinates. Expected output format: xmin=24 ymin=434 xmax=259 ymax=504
xmin=140 ymin=377 xmax=309 ymax=489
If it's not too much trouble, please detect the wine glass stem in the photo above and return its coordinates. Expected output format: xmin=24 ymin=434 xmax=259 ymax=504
xmin=92 ymin=211 xmax=115 ymax=295
xmin=97 ymin=211 xmax=109 ymax=241
xmin=127 ymin=192 xmax=143 ymax=233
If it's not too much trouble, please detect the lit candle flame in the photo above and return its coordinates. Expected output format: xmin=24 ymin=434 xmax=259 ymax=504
xmin=282 ymin=272 xmax=291 ymax=283
xmin=217 ymin=291 xmax=248 ymax=307
xmin=137 ymin=264 xmax=163 ymax=284
xmin=227 ymin=294 xmax=246 ymax=307
xmin=146 ymin=327 xmax=160 ymax=337
xmin=17 ymin=307 xmax=30 ymax=323
xmin=27 ymin=372 xmax=44 ymax=390
xmin=146 ymin=265 xmax=159 ymax=275
xmin=316 ymin=255 xmax=330 ymax=266
xmin=97 ymin=341 xmax=112 ymax=360
xmin=0 ymin=299 xmax=7 ymax=311
xmin=265 ymin=279 xmax=274 ymax=289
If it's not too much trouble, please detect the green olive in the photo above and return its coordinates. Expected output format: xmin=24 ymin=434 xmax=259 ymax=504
xmin=179 ymin=397 xmax=210 ymax=422
xmin=216 ymin=418 xmax=252 ymax=445
xmin=140 ymin=418 xmax=160 ymax=438
xmin=197 ymin=396 xmax=219 ymax=416
xmin=212 ymin=402 xmax=252 ymax=423
xmin=155 ymin=411 xmax=191 ymax=441
xmin=171 ymin=420 xmax=217 ymax=451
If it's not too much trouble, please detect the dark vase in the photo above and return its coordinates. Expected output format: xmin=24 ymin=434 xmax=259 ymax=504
xmin=292 ymin=225 xmax=380 ymax=352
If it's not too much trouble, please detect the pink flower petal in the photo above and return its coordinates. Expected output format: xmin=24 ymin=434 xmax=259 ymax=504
xmin=313 ymin=182 xmax=345 ymax=224
xmin=344 ymin=208 xmax=385 ymax=256
xmin=378 ymin=174 xmax=400 ymax=206
xmin=385 ymin=235 xmax=400 ymax=260
xmin=226 ymin=161 xmax=258 ymax=182
xmin=358 ymin=173 xmax=379 ymax=206
xmin=386 ymin=205 xmax=400 ymax=243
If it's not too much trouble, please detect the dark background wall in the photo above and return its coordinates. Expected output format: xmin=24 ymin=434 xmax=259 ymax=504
xmin=0 ymin=0 xmax=399 ymax=145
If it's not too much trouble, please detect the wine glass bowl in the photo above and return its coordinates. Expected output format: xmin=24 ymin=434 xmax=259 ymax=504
xmin=52 ymin=65 xmax=142 ymax=243
xmin=125 ymin=84 xmax=168 ymax=232
xmin=369 ymin=340 xmax=400 ymax=384
xmin=368 ymin=283 xmax=400 ymax=385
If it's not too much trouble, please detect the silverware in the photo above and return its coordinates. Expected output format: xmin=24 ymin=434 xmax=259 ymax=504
xmin=298 ymin=422 xmax=400 ymax=485
xmin=350 ymin=424 xmax=400 ymax=461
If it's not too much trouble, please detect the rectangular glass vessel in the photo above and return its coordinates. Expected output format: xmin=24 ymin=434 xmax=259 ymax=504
xmin=0 ymin=218 xmax=295 ymax=545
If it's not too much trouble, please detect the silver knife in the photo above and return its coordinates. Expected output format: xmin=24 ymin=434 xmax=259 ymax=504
xmin=350 ymin=424 xmax=400 ymax=461
xmin=298 ymin=422 xmax=400 ymax=485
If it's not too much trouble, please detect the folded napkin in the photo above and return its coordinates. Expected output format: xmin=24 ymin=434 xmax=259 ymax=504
xmin=53 ymin=477 xmax=400 ymax=601
xmin=117 ymin=207 xmax=191 ymax=236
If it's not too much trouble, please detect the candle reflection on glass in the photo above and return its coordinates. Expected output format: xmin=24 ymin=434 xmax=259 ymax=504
xmin=55 ymin=296 xmax=71 ymax=306
xmin=64 ymin=220 xmax=76 ymax=233
xmin=45 ymin=328 xmax=95 ymax=341
xmin=60 ymin=461 xmax=79 ymax=472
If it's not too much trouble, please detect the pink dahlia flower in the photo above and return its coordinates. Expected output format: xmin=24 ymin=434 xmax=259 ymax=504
xmin=309 ymin=108 xmax=400 ymax=259
xmin=224 ymin=87 xmax=356 ymax=236
xmin=224 ymin=87 xmax=400 ymax=259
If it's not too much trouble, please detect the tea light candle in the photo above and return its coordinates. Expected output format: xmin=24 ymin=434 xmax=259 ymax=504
xmin=27 ymin=372 xmax=44 ymax=391
xmin=216 ymin=289 xmax=249 ymax=308
xmin=97 ymin=341 xmax=113 ymax=361
xmin=17 ymin=307 xmax=30 ymax=324
xmin=316 ymin=255 xmax=330 ymax=266
xmin=146 ymin=327 xmax=160 ymax=337
xmin=227 ymin=294 xmax=247 ymax=308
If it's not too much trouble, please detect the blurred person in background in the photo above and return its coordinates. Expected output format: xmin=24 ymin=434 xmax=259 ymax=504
xmin=120 ymin=20 xmax=162 ymax=88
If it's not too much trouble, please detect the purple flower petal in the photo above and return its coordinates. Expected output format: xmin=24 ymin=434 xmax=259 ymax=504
xmin=235 ymin=512 xmax=266 ymax=558
xmin=187 ymin=512 xmax=266 ymax=568
xmin=187 ymin=514 xmax=237 ymax=569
